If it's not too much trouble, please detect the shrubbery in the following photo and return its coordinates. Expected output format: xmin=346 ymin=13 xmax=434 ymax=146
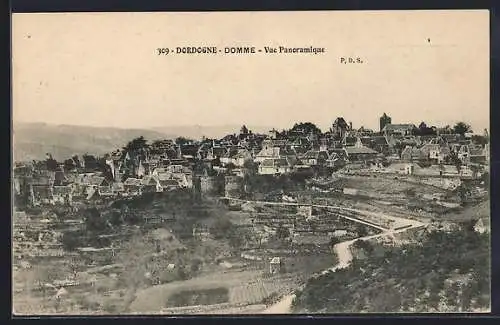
xmin=292 ymin=228 xmax=490 ymax=313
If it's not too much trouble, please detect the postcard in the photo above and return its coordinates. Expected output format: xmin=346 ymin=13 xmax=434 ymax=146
xmin=11 ymin=10 xmax=490 ymax=315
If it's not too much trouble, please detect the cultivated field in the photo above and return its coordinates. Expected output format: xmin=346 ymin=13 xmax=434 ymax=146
xmin=129 ymin=269 xmax=299 ymax=313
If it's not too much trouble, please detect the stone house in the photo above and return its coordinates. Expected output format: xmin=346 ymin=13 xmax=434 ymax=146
xmin=123 ymin=177 xmax=142 ymax=196
xmin=269 ymin=257 xmax=282 ymax=274
xmin=474 ymin=218 xmax=490 ymax=234
xmin=404 ymin=164 xmax=415 ymax=175
xmin=331 ymin=117 xmax=350 ymax=140
xmin=142 ymin=176 xmax=162 ymax=193
xmin=52 ymin=185 xmax=73 ymax=205
xmin=429 ymin=146 xmax=450 ymax=164
xmin=231 ymin=149 xmax=253 ymax=167
xmin=166 ymin=165 xmax=193 ymax=188
xmin=30 ymin=185 xmax=54 ymax=206
xmin=220 ymin=148 xmax=253 ymax=167
xmin=400 ymin=146 xmax=426 ymax=162
xmin=301 ymin=150 xmax=329 ymax=167
xmin=288 ymin=136 xmax=312 ymax=154
xmin=258 ymin=158 xmax=292 ymax=175
xmin=468 ymin=145 xmax=488 ymax=165
xmin=254 ymin=140 xmax=297 ymax=165
xmin=111 ymin=182 xmax=125 ymax=195
xmin=344 ymin=138 xmax=379 ymax=162
xmin=158 ymin=179 xmax=180 ymax=192
xmin=382 ymin=123 xmax=416 ymax=137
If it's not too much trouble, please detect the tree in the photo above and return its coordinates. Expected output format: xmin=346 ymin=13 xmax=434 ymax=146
xmin=190 ymin=258 xmax=203 ymax=273
xmin=416 ymin=122 xmax=436 ymax=136
xmin=243 ymin=159 xmax=257 ymax=171
xmin=64 ymin=158 xmax=76 ymax=171
xmin=276 ymin=225 xmax=290 ymax=239
xmin=209 ymin=216 xmax=233 ymax=240
xmin=471 ymin=135 xmax=488 ymax=146
xmin=82 ymin=154 xmax=98 ymax=172
xmin=442 ymin=125 xmax=452 ymax=134
xmin=46 ymin=156 xmax=59 ymax=171
xmin=61 ymin=231 xmax=82 ymax=251
xmin=356 ymin=225 xmax=369 ymax=237
xmin=446 ymin=151 xmax=462 ymax=173
xmin=404 ymin=188 xmax=417 ymax=198
xmin=329 ymin=237 xmax=340 ymax=246
xmin=123 ymin=136 xmax=148 ymax=153
xmin=439 ymin=163 xmax=445 ymax=176
xmin=457 ymin=183 xmax=471 ymax=206
xmin=150 ymin=139 xmax=173 ymax=154
xmin=72 ymin=155 xmax=81 ymax=168
xmin=453 ymin=122 xmax=472 ymax=136
xmin=224 ymin=162 xmax=236 ymax=171
xmin=228 ymin=228 xmax=250 ymax=248
xmin=480 ymin=171 xmax=489 ymax=187
xmin=290 ymin=122 xmax=322 ymax=136
xmin=469 ymin=164 xmax=480 ymax=179
xmin=84 ymin=207 xmax=107 ymax=232
xmin=95 ymin=156 xmax=114 ymax=180
xmin=175 ymin=137 xmax=193 ymax=146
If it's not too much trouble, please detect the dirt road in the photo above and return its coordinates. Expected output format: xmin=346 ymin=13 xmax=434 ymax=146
xmin=261 ymin=294 xmax=296 ymax=314
xmin=262 ymin=219 xmax=427 ymax=313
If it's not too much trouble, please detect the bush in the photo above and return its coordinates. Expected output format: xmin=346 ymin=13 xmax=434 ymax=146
xmin=190 ymin=258 xmax=203 ymax=273
xmin=329 ymin=237 xmax=341 ymax=246
xmin=84 ymin=208 xmax=108 ymax=232
xmin=158 ymin=269 xmax=179 ymax=284
xmin=209 ymin=216 xmax=233 ymax=239
xmin=102 ymin=300 xmax=119 ymax=313
xmin=404 ymin=188 xmax=417 ymax=198
xmin=276 ymin=225 xmax=291 ymax=239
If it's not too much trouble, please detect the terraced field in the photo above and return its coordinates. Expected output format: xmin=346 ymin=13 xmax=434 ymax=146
xmin=230 ymin=278 xmax=297 ymax=305
xmin=129 ymin=267 xmax=300 ymax=313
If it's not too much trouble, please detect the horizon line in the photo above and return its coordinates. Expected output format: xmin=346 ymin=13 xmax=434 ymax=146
xmin=13 ymin=119 xmax=489 ymax=133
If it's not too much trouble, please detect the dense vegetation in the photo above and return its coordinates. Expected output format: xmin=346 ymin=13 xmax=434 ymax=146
xmin=292 ymin=227 xmax=490 ymax=313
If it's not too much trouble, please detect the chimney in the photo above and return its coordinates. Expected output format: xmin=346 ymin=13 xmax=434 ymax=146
xmin=349 ymin=122 xmax=353 ymax=130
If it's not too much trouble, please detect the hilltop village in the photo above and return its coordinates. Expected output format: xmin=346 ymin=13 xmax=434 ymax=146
xmin=13 ymin=114 xmax=491 ymax=314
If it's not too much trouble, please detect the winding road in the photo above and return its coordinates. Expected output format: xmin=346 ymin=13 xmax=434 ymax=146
xmin=262 ymin=222 xmax=426 ymax=313
xmin=224 ymin=198 xmax=430 ymax=314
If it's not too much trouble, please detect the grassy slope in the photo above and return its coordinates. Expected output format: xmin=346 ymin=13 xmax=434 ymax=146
xmin=292 ymin=228 xmax=490 ymax=313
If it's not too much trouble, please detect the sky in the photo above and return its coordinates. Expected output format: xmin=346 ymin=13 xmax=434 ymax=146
xmin=12 ymin=10 xmax=489 ymax=133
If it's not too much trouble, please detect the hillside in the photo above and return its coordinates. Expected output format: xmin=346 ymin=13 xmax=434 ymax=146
xmin=292 ymin=228 xmax=490 ymax=313
xmin=12 ymin=123 xmax=176 ymax=162
xmin=12 ymin=123 xmax=273 ymax=162
xmin=442 ymin=200 xmax=490 ymax=222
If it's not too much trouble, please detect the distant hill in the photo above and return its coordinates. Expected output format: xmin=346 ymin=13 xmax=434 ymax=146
xmin=12 ymin=123 xmax=177 ymax=162
xmin=12 ymin=122 xmax=273 ymax=162
xmin=151 ymin=125 xmax=272 ymax=140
